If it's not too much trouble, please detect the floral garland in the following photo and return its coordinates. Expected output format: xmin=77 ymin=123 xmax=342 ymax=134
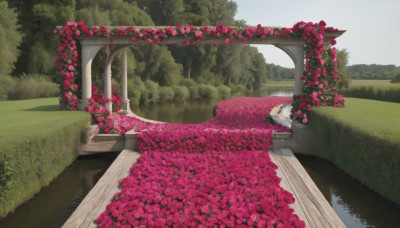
xmin=54 ymin=21 xmax=343 ymax=125
xmin=290 ymin=21 xmax=345 ymax=123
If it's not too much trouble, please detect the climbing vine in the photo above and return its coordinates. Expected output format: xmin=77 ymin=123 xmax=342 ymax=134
xmin=54 ymin=20 xmax=344 ymax=125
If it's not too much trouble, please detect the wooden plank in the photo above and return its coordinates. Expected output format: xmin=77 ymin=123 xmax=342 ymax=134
xmin=269 ymin=149 xmax=345 ymax=228
xmin=270 ymin=150 xmax=317 ymax=227
xmin=63 ymin=149 xmax=140 ymax=228
xmin=279 ymin=148 xmax=344 ymax=226
xmin=269 ymin=153 xmax=310 ymax=227
xmin=274 ymin=150 xmax=329 ymax=227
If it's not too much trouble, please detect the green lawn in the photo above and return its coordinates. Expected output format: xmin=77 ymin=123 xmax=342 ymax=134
xmin=315 ymin=97 xmax=400 ymax=144
xmin=263 ymin=80 xmax=295 ymax=88
xmin=0 ymin=98 xmax=89 ymax=143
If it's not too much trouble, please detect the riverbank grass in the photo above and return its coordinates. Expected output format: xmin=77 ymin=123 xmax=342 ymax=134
xmin=0 ymin=98 xmax=89 ymax=218
xmin=310 ymin=98 xmax=400 ymax=204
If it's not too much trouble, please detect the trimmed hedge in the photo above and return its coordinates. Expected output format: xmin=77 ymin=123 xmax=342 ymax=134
xmin=306 ymin=98 xmax=400 ymax=204
xmin=0 ymin=98 xmax=89 ymax=218
xmin=342 ymin=86 xmax=400 ymax=103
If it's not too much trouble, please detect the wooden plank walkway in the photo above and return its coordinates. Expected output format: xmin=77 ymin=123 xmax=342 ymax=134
xmin=63 ymin=149 xmax=140 ymax=228
xmin=64 ymin=148 xmax=344 ymax=227
xmin=270 ymin=148 xmax=345 ymax=227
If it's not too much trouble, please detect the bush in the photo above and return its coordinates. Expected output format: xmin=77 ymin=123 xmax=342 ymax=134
xmin=302 ymin=98 xmax=400 ymax=204
xmin=188 ymin=85 xmax=200 ymax=99
xmin=0 ymin=98 xmax=89 ymax=218
xmin=229 ymin=84 xmax=246 ymax=95
xmin=7 ymin=74 xmax=58 ymax=100
xmin=141 ymin=80 xmax=159 ymax=105
xmin=0 ymin=75 xmax=16 ymax=100
xmin=390 ymin=72 xmax=400 ymax=83
xmin=179 ymin=78 xmax=197 ymax=87
xmin=217 ymin=85 xmax=231 ymax=99
xmin=172 ymin=86 xmax=189 ymax=102
xmin=342 ymin=85 xmax=400 ymax=103
xmin=159 ymin=86 xmax=174 ymax=103
xmin=128 ymin=76 xmax=145 ymax=106
xmin=198 ymin=84 xmax=219 ymax=99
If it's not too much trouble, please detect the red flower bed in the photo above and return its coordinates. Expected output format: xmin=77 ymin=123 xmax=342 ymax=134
xmin=133 ymin=97 xmax=291 ymax=152
xmin=97 ymin=151 xmax=305 ymax=227
xmin=136 ymin=126 xmax=273 ymax=153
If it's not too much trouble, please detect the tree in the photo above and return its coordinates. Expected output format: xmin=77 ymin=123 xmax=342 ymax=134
xmin=9 ymin=0 xmax=76 ymax=76
xmin=336 ymin=48 xmax=351 ymax=88
xmin=133 ymin=0 xmax=185 ymax=25
xmin=391 ymin=72 xmax=400 ymax=83
xmin=0 ymin=1 xmax=23 ymax=76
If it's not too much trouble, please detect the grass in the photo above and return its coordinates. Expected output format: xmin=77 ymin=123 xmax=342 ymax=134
xmin=0 ymin=97 xmax=89 ymax=218
xmin=0 ymin=98 xmax=88 ymax=143
xmin=264 ymin=80 xmax=295 ymax=88
xmin=314 ymin=98 xmax=400 ymax=144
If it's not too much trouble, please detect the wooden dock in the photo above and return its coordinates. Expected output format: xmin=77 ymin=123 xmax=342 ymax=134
xmin=63 ymin=148 xmax=344 ymax=227
xmin=270 ymin=148 xmax=345 ymax=227
xmin=63 ymin=149 xmax=140 ymax=228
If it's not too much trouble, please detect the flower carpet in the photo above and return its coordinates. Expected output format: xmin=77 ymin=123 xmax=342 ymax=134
xmin=96 ymin=96 xmax=305 ymax=227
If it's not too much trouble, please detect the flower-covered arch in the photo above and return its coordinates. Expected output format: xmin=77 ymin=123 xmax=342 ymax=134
xmin=54 ymin=21 xmax=344 ymax=127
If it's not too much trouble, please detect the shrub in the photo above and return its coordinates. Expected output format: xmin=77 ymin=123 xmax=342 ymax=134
xmin=0 ymin=75 xmax=16 ymax=100
xmin=158 ymin=86 xmax=174 ymax=103
xmin=342 ymin=85 xmax=400 ymax=103
xmin=128 ymin=76 xmax=145 ymax=106
xmin=172 ymin=86 xmax=189 ymax=102
xmin=198 ymin=84 xmax=219 ymax=99
xmin=217 ymin=85 xmax=232 ymax=99
xmin=0 ymin=98 xmax=89 ymax=218
xmin=7 ymin=74 xmax=58 ymax=100
xmin=141 ymin=80 xmax=159 ymax=105
xmin=390 ymin=72 xmax=400 ymax=83
xmin=229 ymin=84 xmax=246 ymax=95
xmin=179 ymin=78 xmax=197 ymax=87
xmin=188 ymin=85 xmax=200 ymax=99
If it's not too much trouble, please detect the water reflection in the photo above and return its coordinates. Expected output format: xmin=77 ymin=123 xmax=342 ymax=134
xmin=263 ymin=88 xmax=293 ymax=97
xmin=298 ymin=155 xmax=400 ymax=228
xmin=133 ymin=99 xmax=218 ymax=124
xmin=0 ymin=154 xmax=115 ymax=228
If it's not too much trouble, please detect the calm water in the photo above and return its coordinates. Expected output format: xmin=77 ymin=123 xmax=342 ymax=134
xmin=2 ymin=88 xmax=399 ymax=228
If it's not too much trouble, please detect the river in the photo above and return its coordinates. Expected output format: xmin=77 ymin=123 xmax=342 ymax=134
xmin=1 ymin=88 xmax=399 ymax=227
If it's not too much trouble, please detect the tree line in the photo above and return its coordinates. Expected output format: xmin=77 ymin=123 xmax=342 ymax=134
xmin=347 ymin=64 xmax=400 ymax=80
xmin=1 ymin=0 xmax=274 ymax=103
xmin=1 ymin=0 xmax=367 ymax=102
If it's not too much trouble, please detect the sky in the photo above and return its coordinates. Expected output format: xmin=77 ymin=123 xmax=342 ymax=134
xmin=233 ymin=0 xmax=400 ymax=68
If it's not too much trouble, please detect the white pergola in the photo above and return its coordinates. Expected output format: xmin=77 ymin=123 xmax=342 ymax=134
xmin=77 ymin=29 xmax=344 ymax=112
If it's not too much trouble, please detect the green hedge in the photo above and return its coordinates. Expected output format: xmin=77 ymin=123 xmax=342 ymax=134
xmin=0 ymin=98 xmax=89 ymax=218
xmin=342 ymin=84 xmax=400 ymax=103
xmin=306 ymin=98 xmax=400 ymax=204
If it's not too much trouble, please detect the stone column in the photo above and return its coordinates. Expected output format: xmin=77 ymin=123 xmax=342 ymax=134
xmin=293 ymin=45 xmax=304 ymax=96
xmin=120 ymin=48 xmax=130 ymax=112
xmin=103 ymin=45 xmax=113 ymax=113
xmin=104 ymin=62 xmax=113 ymax=113
xmin=78 ymin=44 xmax=102 ymax=110
xmin=275 ymin=45 xmax=304 ymax=96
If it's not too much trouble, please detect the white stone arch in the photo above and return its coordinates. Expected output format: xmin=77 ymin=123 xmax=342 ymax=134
xmin=77 ymin=29 xmax=343 ymax=113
